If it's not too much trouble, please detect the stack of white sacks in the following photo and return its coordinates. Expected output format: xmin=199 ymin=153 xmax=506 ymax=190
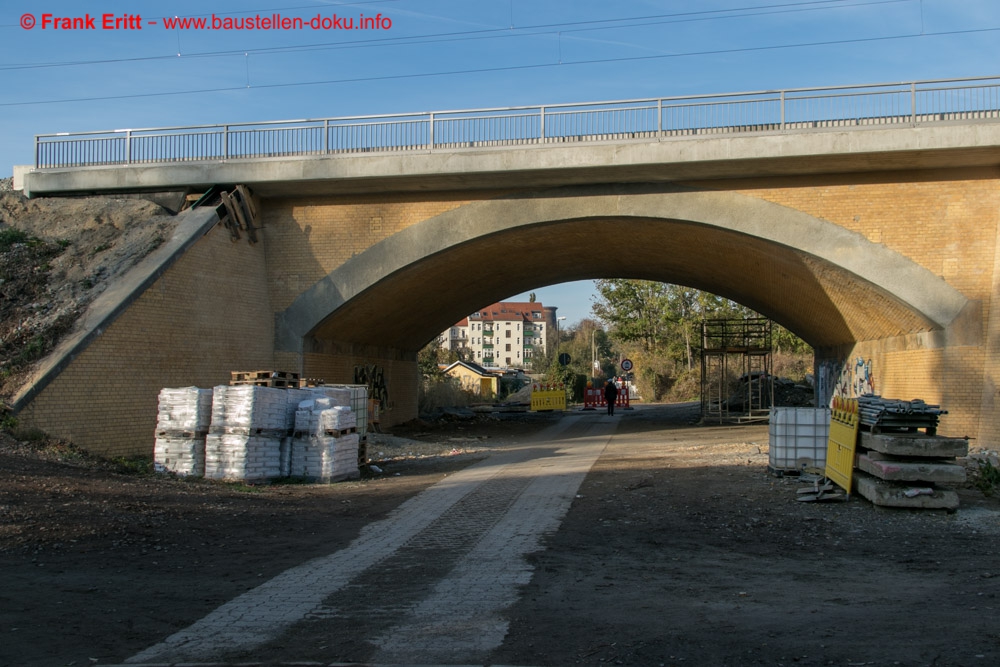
xmin=154 ymin=384 xmax=362 ymax=483
xmin=205 ymin=385 xmax=289 ymax=482
xmin=280 ymin=388 xmax=314 ymax=478
xmin=153 ymin=387 xmax=213 ymax=476
xmin=290 ymin=387 xmax=360 ymax=482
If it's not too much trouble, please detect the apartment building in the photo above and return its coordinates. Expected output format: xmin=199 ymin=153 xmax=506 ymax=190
xmin=439 ymin=301 xmax=557 ymax=369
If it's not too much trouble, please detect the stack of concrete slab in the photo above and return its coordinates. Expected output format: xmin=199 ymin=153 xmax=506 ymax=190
xmin=205 ymin=385 xmax=288 ymax=481
xmin=853 ymin=431 xmax=968 ymax=510
xmin=153 ymin=387 xmax=213 ymax=477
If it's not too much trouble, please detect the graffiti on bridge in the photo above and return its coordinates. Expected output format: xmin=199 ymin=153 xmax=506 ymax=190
xmin=818 ymin=356 xmax=875 ymax=406
xmin=354 ymin=363 xmax=389 ymax=408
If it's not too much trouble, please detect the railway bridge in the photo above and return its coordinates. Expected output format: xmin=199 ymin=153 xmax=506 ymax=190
xmin=12 ymin=76 xmax=1000 ymax=456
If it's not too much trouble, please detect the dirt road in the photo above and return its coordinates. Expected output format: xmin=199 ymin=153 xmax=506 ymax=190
xmin=2 ymin=404 xmax=998 ymax=666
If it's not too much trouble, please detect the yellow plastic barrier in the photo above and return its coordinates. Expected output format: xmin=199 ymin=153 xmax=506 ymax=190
xmin=825 ymin=396 xmax=860 ymax=495
xmin=530 ymin=384 xmax=567 ymax=412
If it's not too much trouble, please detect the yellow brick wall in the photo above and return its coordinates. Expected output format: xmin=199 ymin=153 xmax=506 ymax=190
xmin=978 ymin=218 xmax=1000 ymax=448
xmin=697 ymin=169 xmax=1000 ymax=303
xmin=259 ymin=192 xmax=500 ymax=313
xmin=826 ymin=342 xmax=983 ymax=439
xmin=698 ymin=169 xmax=1000 ymax=443
xmin=18 ymin=171 xmax=1000 ymax=453
xmin=262 ymin=175 xmax=1000 ymax=442
xmin=18 ymin=223 xmax=275 ymax=458
xmin=301 ymin=351 xmax=418 ymax=429
xmin=257 ymin=193 xmax=487 ymax=430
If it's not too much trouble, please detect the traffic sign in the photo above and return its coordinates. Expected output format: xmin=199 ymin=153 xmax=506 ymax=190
xmin=621 ymin=358 xmax=633 ymax=371
xmin=558 ymin=352 xmax=571 ymax=366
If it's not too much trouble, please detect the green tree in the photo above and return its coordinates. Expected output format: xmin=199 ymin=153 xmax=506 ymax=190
xmin=773 ymin=324 xmax=812 ymax=354
xmin=592 ymin=280 xmax=755 ymax=370
xmin=591 ymin=279 xmax=672 ymax=353
xmin=417 ymin=341 xmax=469 ymax=379
xmin=541 ymin=319 xmax=618 ymax=401
xmin=591 ymin=279 xmax=811 ymax=400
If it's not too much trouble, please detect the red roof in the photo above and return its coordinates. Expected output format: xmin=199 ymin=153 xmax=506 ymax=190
xmin=465 ymin=301 xmax=545 ymax=322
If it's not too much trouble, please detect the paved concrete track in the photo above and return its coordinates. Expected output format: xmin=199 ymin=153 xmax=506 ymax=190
xmin=123 ymin=411 xmax=615 ymax=665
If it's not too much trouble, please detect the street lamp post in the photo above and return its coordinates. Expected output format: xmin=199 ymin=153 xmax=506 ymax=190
xmin=592 ymin=327 xmax=600 ymax=373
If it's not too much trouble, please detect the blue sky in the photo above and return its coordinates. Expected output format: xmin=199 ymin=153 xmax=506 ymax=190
xmin=3 ymin=0 xmax=999 ymax=324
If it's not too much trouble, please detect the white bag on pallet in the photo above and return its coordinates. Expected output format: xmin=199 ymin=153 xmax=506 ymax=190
xmin=318 ymin=406 xmax=356 ymax=433
xmin=205 ymin=433 xmax=282 ymax=481
xmin=285 ymin=393 xmax=360 ymax=482
xmin=153 ymin=436 xmax=205 ymax=477
xmin=210 ymin=385 xmax=287 ymax=432
xmin=284 ymin=388 xmax=313 ymax=431
xmin=288 ymin=434 xmax=359 ymax=482
xmin=317 ymin=385 xmax=368 ymax=438
xmin=156 ymin=387 xmax=213 ymax=432
xmin=154 ymin=387 xmax=213 ymax=477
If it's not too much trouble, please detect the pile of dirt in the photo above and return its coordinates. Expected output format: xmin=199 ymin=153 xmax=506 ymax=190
xmin=725 ymin=373 xmax=816 ymax=410
xmin=0 ymin=185 xmax=181 ymax=404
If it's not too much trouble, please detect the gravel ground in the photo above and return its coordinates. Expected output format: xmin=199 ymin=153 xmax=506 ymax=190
xmin=2 ymin=405 xmax=999 ymax=666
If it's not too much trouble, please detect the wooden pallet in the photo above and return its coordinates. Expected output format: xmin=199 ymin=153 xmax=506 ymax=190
xmin=231 ymin=370 xmax=300 ymax=382
xmin=230 ymin=378 xmax=301 ymax=388
xmin=156 ymin=429 xmax=208 ymax=439
xmin=292 ymin=426 xmax=358 ymax=439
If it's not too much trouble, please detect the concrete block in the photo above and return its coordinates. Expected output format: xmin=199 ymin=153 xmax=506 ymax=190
xmin=860 ymin=431 xmax=969 ymax=458
xmin=12 ymin=164 xmax=31 ymax=191
xmin=856 ymin=453 xmax=967 ymax=483
xmin=853 ymin=470 xmax=959 ymax=510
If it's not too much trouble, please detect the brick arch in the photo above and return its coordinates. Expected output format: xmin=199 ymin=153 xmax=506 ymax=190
xmin=275 ymin=184 xmax=968 ymax=352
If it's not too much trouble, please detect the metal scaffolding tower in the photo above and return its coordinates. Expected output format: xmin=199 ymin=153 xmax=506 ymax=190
xmin=700 ymin=318 xmax=773 ymax=423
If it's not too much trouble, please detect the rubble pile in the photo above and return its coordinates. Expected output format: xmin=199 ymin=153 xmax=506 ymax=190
xmin=727 ymin=375 xmax=815 ymax=410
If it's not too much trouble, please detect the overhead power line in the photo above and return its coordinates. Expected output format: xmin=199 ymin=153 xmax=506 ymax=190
xmin=0 ymin=0 xmax=906 ymax=71
xmin=1 ymin=26 xmax=997 ymax=109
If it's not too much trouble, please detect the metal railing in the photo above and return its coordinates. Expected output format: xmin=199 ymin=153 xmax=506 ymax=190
xmin=34 ymin=75 xmax=1000 ymax=169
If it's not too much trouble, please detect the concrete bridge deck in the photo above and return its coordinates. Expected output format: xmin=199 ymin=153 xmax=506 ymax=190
xmin=21 ymin=75 xmax=1000 ymax=197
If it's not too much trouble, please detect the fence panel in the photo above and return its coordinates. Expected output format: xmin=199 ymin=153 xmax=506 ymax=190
xmin=32 ymin=77 xmax=1000 ymax=168
xmin=327 ymin=117 xmax=430 ymax=152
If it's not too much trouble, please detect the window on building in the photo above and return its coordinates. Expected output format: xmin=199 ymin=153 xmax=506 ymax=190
xmin=506 ymin=343 xmax=511 ymax=352
xmin=506 ymin=330 xmax=511 ymax=338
